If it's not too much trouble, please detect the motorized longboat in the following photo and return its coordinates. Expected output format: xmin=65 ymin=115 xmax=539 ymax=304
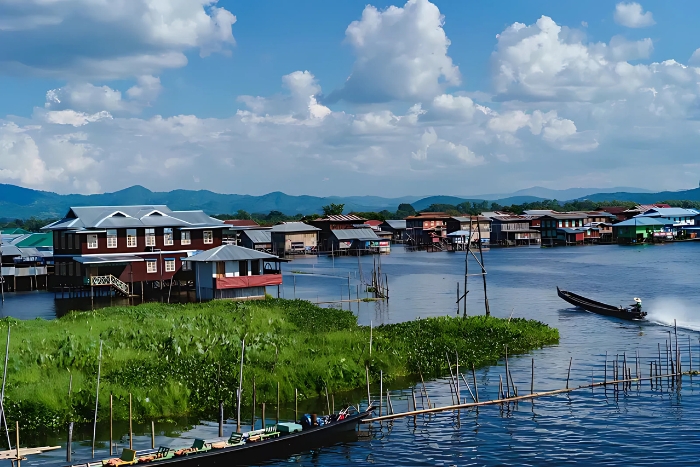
xmin=557 ymin=287 xmax=647 ymax=321
xmin=65 ymin=406 xmax=373 ymax=467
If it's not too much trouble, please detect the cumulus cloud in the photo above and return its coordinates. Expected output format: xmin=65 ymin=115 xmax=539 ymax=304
xmin=45 ymin=76 xmax=162 ymax=114
xmin=0 ymin=0 xmax=236 ymax=79
xmin=614 ymin=2 xmax=655 ymax=28
xmin=237 ymin=71 xmax=331 ymax=123
xmin=43 ymin=110 xmax=113 ymax=127
xmin=491 ymin=15 xmax=700 ymax=107
xmin=325 ymin=0 xmax=460 ymax=104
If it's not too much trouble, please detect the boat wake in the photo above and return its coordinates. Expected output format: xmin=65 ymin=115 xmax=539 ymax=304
xmin=645 ymin=297 xmax=700 ymax=331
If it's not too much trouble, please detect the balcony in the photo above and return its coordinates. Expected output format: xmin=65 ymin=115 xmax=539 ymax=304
xmin=215 ymin=274 xmax=283 ymax=289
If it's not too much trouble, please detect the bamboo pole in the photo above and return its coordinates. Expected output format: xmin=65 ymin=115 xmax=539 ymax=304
xmin=332 ymin=394 xmax=335 ymax=414
xmin=261 ymin=403 xmax=265 ymax=429
xmin=15 ymin=421 xmax=19 ymax=467
xmin=92 ymin=341 xmax=103 ymax=458
xmin=325 ymin=386 xmax=331 ymax=416
xmin=411 ymin=388 xmax=417 ymax=418
xmin=109 ymin=394 xmax=113 ymax=455
xmin=566 ymin=357 xmax=572 ymax=389
xmin=0 ymin=326 xmax=11 ymax=450
xmin=218 ymin=400 xmax=224 ymax=437
xmin=504 ymin=346 xmax=511 ymax=398
xmin=236 ymin=338 xmax=245 ymax=433
xmin=365 ymin=366 xmax=371 ymax=407
xmin=689 ymin=336 xmax=693 ymax=374
xmin=418 ymin=370 xmax=431 ymax=408
xmin=276 ymin=382 xmax=280 ymax=425
xmin=459 ymin=373 xmax=476 ymax=403
xmin=379 ymin=371 xmax=383 ymax=417
xmin=129 ymin=393 xmax=133 ymax=450
xmin=362 ymin=370 xmax=691 ymax=423
xmin=251 ymin=377 xmax=256 ymax=430
xmin=445 ymin=354 xmax=457 ymax=404
xmin=151 ymin=421 xmax=155 ymax=449
xmin=295 ymin=388 xmax=298 ymax=421
xmin=66 ymin=422 xmax=73 ymax=463
xmin=604 ymin=351 xmax=607 ymax=384
xmin=471 ymin=364 xmax=479 ymax=403
xmin=455 ymin=353 xmax=460 ymax=403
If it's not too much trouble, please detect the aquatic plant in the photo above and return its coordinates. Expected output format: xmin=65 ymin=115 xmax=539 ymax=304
xmin=0 ymin=299 xmax=558 ymax=429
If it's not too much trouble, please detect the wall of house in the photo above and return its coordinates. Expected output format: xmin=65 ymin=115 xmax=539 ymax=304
xmin=53 ymin=228 xmax=222 ymax=256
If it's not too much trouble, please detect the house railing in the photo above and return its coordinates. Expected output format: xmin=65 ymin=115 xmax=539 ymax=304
xmin=90 ymin=275 xmax=130 ymax=296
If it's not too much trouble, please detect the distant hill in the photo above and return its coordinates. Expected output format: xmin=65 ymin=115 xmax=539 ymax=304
xmin=469 ymin=186 xmax=651 ymax=201
xmin=579 ymin=188 xmax=700 ymax=203
xmin=0 ymin=183 xmax=694 ymax=220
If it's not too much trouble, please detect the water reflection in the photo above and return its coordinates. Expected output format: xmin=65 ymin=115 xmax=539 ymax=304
xmin=5 ymin=243 xmax=700 ymax=465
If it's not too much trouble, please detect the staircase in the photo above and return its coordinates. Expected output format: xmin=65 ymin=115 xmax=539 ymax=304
xmin=90 ymin=275 xmax=130 ymax=297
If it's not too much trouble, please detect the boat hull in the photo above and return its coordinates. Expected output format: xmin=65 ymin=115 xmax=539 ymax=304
xmin=557 ymin=287 xmax=646 ymax=321
xmin=68 ymin=410 xmax=370 ymax=467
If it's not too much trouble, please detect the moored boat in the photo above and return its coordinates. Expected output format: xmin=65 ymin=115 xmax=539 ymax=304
xmin=66 ymin=406 xmax=372 ymax=467
xmin=557 ymin=287 xmax=647 ymax=321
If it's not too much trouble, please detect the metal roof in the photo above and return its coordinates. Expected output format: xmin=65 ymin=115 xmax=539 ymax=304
xmin=224 ymin=219 xmax=260 ymax=227
xmin=447 ymin=230 xmax=473 ymax=237
xmin=270 ymin=222 xmax=320 ymax=233
xmin=242 ymin=229 xmax=272 ymax=244
xmin=184 ymin=245 xmax=280 ymax=262
xmin=614 ymin=217 xmax=666 ymax=227
xmin=43 ymin=205 xmax=224 ymax=231
xmin=313 ymin=215 xmax=367 ymax=222
xmin=538 ymin=212 xmax=588 ymax=220
xmin=332 ymin=229 xmax=380 ymax=241
xmin=637 ymin=208 xmax=699 ymax=217
xmin=451 ymin=216 xmax=490 ymax=222
xmin=0 ymin=245 xmax=21 ymax=257
xmin=74 ymin=256 xmax=145 ymax=265
xmin=13 ymin=232 xmax=53 ymax=248
xmin=382 ymin=220 xmax=406 ymax=230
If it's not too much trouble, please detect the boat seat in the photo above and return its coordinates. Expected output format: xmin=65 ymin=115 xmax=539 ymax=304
xmin=261 ymin=424 xmax=280 ymax=440
xmin=102 ymin=449 xmax=137 ymax=466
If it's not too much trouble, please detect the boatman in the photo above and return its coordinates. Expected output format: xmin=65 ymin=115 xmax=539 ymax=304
xmin=632 ymin=297 xmax=642 ymax=312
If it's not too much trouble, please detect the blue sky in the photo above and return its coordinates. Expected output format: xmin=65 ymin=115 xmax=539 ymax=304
xmin=1 ymin=0 xmax=700 ymax=197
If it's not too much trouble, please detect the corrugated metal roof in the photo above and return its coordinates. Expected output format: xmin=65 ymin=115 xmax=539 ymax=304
xmin=332 ymin=229 xmax=380 ymax=241
xmin=0 ymin=245 xmax=21 ymax=257
xmin=242 ymin=229 xmax=272 ymax=244
xmin=637 ymin=208 xmax=699 ymax=217
xmin=14 ymin=232 xmax=53 ymax=248
xmin=614 ymin=217 xmax=665 ymax=227
xmin=184 ymin=245 xmax=280 ymax=262
xmin=43 ymin=205 xmax=224 ymax=231
xmin=382 ymin=220 xmax=406 ymax=230
xmin=271 ymin=222 xmax=320 ymax=233
xmin=224 ymin=220 xmax=260 ymax=227
xmin=314 ymin=215 xmax=367 ymax=222
xmin=451 ymin=216 xmax=490 ymax=222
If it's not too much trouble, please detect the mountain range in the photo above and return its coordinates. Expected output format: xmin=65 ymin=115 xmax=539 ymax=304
xmin=0 ymin=183 xmax=696 ymax=220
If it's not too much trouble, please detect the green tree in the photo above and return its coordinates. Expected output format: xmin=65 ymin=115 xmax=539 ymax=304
xmin=322 ymin=203 xmax=345 ymax=216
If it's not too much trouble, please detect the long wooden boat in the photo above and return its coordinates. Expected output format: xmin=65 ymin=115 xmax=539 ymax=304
xmin=557 ymin=287 xmax=647 ymax=321
xmin=67 ymin=408 xmax=372 ymax=467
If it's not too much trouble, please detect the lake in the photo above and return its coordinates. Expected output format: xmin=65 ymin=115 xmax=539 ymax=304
xmin=9 ymin=242 xmax=700 ymax=466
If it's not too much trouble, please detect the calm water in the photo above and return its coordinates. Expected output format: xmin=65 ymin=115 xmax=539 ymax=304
xmin=6 ymin=243 xmax=700 ymax=466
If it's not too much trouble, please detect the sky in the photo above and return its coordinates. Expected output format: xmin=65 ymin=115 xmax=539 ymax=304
xmin=2 ymin=0 xmax=700 ymax=197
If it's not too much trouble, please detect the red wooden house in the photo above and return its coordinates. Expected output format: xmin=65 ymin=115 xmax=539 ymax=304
xmin=43 ymin=205 xmax=227 ymax=296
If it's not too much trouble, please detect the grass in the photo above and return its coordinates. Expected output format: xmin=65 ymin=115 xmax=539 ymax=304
xmin=0 ymin=299 xmax=558 ymax=429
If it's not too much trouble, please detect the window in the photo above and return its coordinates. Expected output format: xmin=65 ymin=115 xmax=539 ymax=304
xmin=76 ymin=263 xmax=81 ymax=277
xmin=146 ymin=260 xmax=157 ymax=273
xmin=203 ymin=230 xmax=213 ymax=244
xmin=107 ymin=229 xmax=117 ymax=248
xmin=127 ymin=229 xmax=137 ymax=247
xmin=164 ymin=228 xmax=173 ymax=246
xmin=145 ymin=228 xmax=155 ymax=246
xmin=181 ymin=258 xmax=191 ymax=271
xmin=68 ymin=263 xmax=74 ymax=276
xmin=60 ymin=232 xmax=66 ymax=250
xmin=67 ymin=233 xmax=73 ymax=250
xmin=87 ymin=234 xmax=98 ymax=249
xmin=74 ymin=234 xmax=80 ymax=250
xmin=59 ymin=263 xmax=65 ymax=276
xmin=181 ymin=230 xmax=191 ymax=245
xmin=164 ymin=259 xmax=176 ymax=272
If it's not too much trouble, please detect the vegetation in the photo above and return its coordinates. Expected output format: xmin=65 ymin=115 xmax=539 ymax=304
xmin=321 ymin=203 xmax=345 ymax=216
xmin=214 ymin=210 xmax=313 ymax=226
xmin=0 ymin=299 xmax=557 ymax=429
xmin=0 ymin=217 xmax=57 ymax=232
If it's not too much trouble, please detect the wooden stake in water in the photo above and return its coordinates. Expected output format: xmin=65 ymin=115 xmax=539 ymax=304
xmin=325 ymin=386 xmax=331 ymax=415
xmin=218 ymin=400 xmax=224 ymax=437
xmin=15 ymin=421 xmax=19 ymax=467
xmin=566 ymin=357 xmax=572 ymax=389
xmin=471 ymin=364 xmax=479 ymax=403
xmin=504 ymin=346 xmax=511 ymax=398
xmin=276 ymin=382 xmax=280 ymax=425
xmin=92 ymin=341 xmax=103 ymax=458
xmin=379 ymin=371 xmax=383 ymax=417
xmin=109 ymin=394 xmax=113 ymax=455
xmin=0 ymin=325 xmax=11 ymax=450
xmin=261 ymin=403 xmax=265 ymax=429
xmin=151 ymin=421 xmax=155 ymax=449
xmin=531 ymin=358 xmax=535 ymax=395
xmin=295 ymin=388 xmax=298 ymax=421
xmin=236 ymin=338 xmax=245 ymax=433
xmin=129 ymin=393 xmax=133 ymax=450
xmin=66 ymin=422 xmax=73 ymax=463
xmin=252 ymin=377 xmax=256 ymax=430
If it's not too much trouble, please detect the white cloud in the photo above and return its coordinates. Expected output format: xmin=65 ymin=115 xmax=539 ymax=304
xmin=325 ymin=0 xmax=460 ymax=103
xmin=43 ymin=110 xmax=113 ymax=127
xmin=614 ymin=2 xmax=655 ymax=28
xmin=491 ymin=16 xmax=700 ymax=107
xmin=237 ymin=71 xmax=331 ymax=123
xmin=45 ymin=76 xmax=162 ymax=114
xmin=411 ymin=127 xmax=485 ymax=169
xmin=0 ymin=0 xmax=236 ymax=79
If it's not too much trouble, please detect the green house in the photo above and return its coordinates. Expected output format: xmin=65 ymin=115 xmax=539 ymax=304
xmin=613 ymin=217 xmax=665 ymax=243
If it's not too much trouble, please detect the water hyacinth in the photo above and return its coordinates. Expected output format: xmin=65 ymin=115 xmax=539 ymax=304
xmin=0 ymin=299 xmax=558 ymax=430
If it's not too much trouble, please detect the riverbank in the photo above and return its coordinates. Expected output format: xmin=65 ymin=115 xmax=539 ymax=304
xmin=1 ymin=298 xmax=557 ymax=430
